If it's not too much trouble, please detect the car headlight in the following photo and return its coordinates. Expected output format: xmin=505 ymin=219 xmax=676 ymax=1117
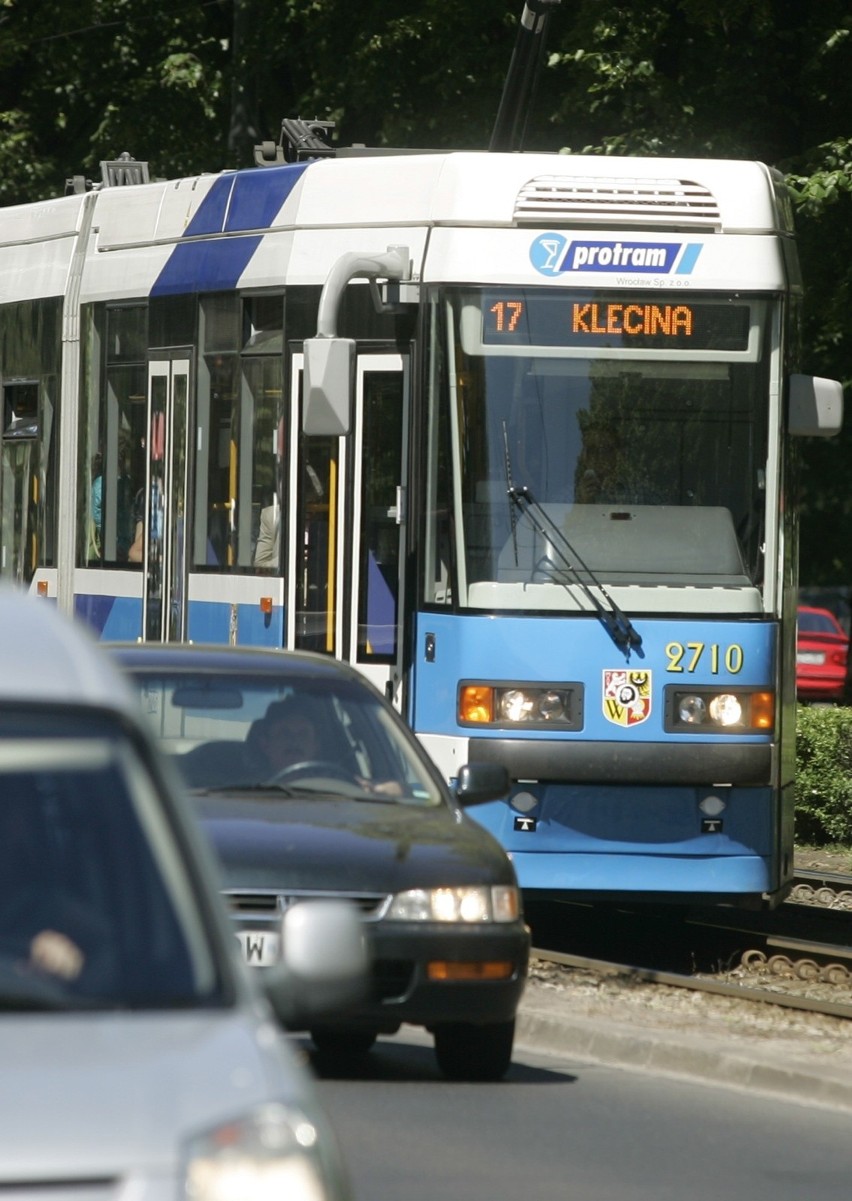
xmin=385 ymin=885 xmax=520 ymax=923
xmin=184 ymin=1103 xmax=333 ymax=1201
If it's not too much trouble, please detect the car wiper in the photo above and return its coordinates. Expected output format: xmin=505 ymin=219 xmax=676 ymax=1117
xmin=192 ymin=780 xmax=408 ymax=802
xmin=261 ymin=779 xmax=380 ymax=800
xmin=190 ymin=782 xmax=302 ymax=797
xmin=506 ymin=483 xmax=643 ymax=656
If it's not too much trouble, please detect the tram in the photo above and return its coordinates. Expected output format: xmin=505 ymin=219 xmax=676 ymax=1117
xmin=0 ymin=15 xmax=843 ymax=908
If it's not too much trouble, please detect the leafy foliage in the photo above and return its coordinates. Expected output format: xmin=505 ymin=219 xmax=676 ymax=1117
xmin=0 ymin=0 xmax=231 ymax=196
xmin=795 ymin=706 xmax=852 ymax=844
xmin=0 ymin=0 xmax=849 ymax=584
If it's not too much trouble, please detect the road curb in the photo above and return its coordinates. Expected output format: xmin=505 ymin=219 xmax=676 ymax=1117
xmin=516 ymin=1001 xmax=852 ymax=1112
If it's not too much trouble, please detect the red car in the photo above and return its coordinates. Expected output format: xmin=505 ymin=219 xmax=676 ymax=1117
xmin=796 ymin=606 xmax=850 ymax=703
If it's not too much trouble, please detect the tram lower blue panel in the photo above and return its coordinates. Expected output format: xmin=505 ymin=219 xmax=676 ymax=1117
xmin=471 ymin=784 xmax=774 ymax=895
xmin=75 ymin=594 xmax=142 ymax=641
xmin=186 ymin=600 xmax=284 ymax=647
xmin=412 ymin=609 xmax=782 ymax=899
xmin=74 ymin=594 xmax=283 ymax=647
xmin=508 ymin=849 xmax=771 ymax=894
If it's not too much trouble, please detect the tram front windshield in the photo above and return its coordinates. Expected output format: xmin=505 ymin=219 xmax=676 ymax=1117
xmin=429 ymin=287 xmax=772 ymax=611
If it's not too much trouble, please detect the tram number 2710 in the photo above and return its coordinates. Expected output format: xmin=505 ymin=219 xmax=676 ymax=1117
xmin=665 ymin=642 xmax=744 ymax=674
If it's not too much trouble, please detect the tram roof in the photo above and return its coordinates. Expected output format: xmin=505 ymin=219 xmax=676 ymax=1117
xmin=0 ymin=151 xmax=789 ymax=250
xmin=102 ymin=153 xmax=788 ymax=244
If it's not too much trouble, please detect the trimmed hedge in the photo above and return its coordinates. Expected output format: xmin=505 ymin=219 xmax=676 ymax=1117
xmin=795 ymin=705 xmax=852 ymax=844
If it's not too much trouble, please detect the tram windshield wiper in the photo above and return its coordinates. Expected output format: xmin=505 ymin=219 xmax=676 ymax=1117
xmin=506 ymin=484 xmax=643 ymax=656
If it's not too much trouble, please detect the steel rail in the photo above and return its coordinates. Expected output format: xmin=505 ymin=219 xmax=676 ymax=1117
xmin=531 ymin=946 xmax=852 ymax=1021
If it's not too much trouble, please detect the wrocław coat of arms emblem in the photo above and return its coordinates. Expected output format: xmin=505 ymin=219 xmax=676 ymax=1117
xmin=602 ymin=669 xmax=652 ymax=726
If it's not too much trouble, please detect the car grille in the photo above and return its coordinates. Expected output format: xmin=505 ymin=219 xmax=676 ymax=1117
xmin=224 ymin=888 xmax=414 ymax=1002
xmin=224 ymin=888 xmax=389 ymax=918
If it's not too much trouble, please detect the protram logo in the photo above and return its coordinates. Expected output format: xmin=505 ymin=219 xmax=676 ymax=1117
xmin=530 ymin=233 xmax=703 ymax=277
xmin=602 ymin=669 xmax=652 ymax=727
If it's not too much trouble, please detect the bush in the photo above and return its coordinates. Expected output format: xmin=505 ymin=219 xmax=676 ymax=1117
xmin=795 ymin=705 xmax=852 ymax=844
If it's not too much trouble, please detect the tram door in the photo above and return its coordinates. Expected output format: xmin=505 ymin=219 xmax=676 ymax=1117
xmin=287 ymin=352 xmax=409 ymax=707
xmin=142 ymin=355 xmax=191 ymax=641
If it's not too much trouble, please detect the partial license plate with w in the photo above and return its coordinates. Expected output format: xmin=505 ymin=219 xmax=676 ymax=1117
xmin=235 ymin=930 xmax=281 ymax=967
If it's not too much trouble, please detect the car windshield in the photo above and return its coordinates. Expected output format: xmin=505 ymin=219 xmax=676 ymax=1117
xmin=0 ymin=711 xmax=223 ymax=1013
xmin=798 ymin=610 xmax=844 ymax=637
xmin=128 ymin=669 xmax=444 ymax=806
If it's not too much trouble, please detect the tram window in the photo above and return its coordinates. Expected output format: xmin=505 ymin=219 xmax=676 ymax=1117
xmin=1 ymin=380 xmax=57 ymax=579
xmin=0 ymin=296 xmax=61 ymax=579
xmin=422 ymin=298 xmax=455 ymax=606
xmin=243 ymin=295 xmax=283 ymax=354
xmin=196 ymin=352 xmax=238 ymax=568
xmin=105 ymin=305 xmax=147 ymax=362
xmin=86 ymin=368 xmax=144 ymax=568
xmin=195 ymin=292 xmax=283 ymax=572
xmin=79 ymin=304 xmax=147 ymax=568
xmin=337 ymin=283 xmax=416 ymax=342
xmin=3 ymin=381 xmax=39 ymax=440
xmin=241 ymin=356 xmax=282 ymax=567
xmin=192 ymin=350 xmax=282 ymax=574
xmin=201 ymin=295 xmax=240 ymax=353
xmin=149 ymin=296 xmax=195 ymax=348
xmin=356 ymin=372 xmax=403 ymax=661
xmin=281 ymin=287 xmax=319 ymax=342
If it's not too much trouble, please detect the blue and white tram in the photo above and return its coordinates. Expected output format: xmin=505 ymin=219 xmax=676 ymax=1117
xmin=0 ymin=145 xmax=842 ymax=907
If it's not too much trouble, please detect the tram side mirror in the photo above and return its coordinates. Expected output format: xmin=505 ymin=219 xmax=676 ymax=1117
xmin=303 ymin=337 xmax=355 ymax=435
xmin=788 ymin=374 xmax=843 ymax=437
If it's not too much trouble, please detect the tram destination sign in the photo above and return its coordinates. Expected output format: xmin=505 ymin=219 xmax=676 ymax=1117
xmin=482 ymin=291 xmax=752 ymax=351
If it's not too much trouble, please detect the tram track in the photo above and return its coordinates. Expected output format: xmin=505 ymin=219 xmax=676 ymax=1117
xmin=527 ymin=867 xmax=852 ymax=1023
xmin=686 ymin=870 xmax=852 ymax=991
xmin=789 ymin=868 xmax=852 ymax=910
xmin=529 ymin=946 xmax=852 ymax=1021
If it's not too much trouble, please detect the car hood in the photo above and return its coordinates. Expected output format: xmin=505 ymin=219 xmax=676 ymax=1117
xmin=194 ymin=794 xmax=515 ymax=892
xmin=0 ymin=1010 xmax=313 ymax=1178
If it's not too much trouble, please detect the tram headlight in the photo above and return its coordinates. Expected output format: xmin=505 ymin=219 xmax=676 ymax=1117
xmin=499 ymin=689 xmax=534 ymax=722
xmin=708 ymin=694 xmax=743 ymax=725
xmin=458 ymin=682 xmax=581 ymax=728
xmin=677 ymin=695 xmax=707 ymax=724
xmin=538 ymin=690 xmax=569 ymax=721
xmin=666 ymin=687 xmax=774 ymax=733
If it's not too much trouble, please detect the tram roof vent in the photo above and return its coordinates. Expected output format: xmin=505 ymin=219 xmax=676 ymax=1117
xmin=513 ymin=175 xmax=722 ymax=230
xmin=100 ymin=153 xmax=150 ymax=188
xmin=66 ymin=153 xmax=150 ymax=195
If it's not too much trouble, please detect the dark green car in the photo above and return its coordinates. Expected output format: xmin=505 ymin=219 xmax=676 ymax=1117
xmin=112 ymin=642 xmax=531 ymax=1081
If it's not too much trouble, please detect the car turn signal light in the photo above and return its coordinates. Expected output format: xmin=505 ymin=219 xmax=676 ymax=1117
xmin=427 ymin=961 xmax=514 ymax=981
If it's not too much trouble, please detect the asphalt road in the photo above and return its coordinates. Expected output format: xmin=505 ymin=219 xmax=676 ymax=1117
xmin=301 ymin=1028 xmax=852 ymax=1201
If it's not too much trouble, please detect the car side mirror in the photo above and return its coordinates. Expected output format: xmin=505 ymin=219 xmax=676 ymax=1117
xmin=261 ymin=899 xmax=369 ymax=1027
xmin=454 ymin=762 xmax=511 ymax=807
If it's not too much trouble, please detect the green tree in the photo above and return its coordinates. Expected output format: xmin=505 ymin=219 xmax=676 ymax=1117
xmin=542 ymin=1 xmax=852 ymax=591
xmin=0 ymin=0 xmax=848 ymax=585
xmin=0 ymin=0 xmax=231 ymax=200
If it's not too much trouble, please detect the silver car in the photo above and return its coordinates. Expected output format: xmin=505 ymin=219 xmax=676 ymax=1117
xmin=0 ymin=590 xmax=363 ymax=1201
